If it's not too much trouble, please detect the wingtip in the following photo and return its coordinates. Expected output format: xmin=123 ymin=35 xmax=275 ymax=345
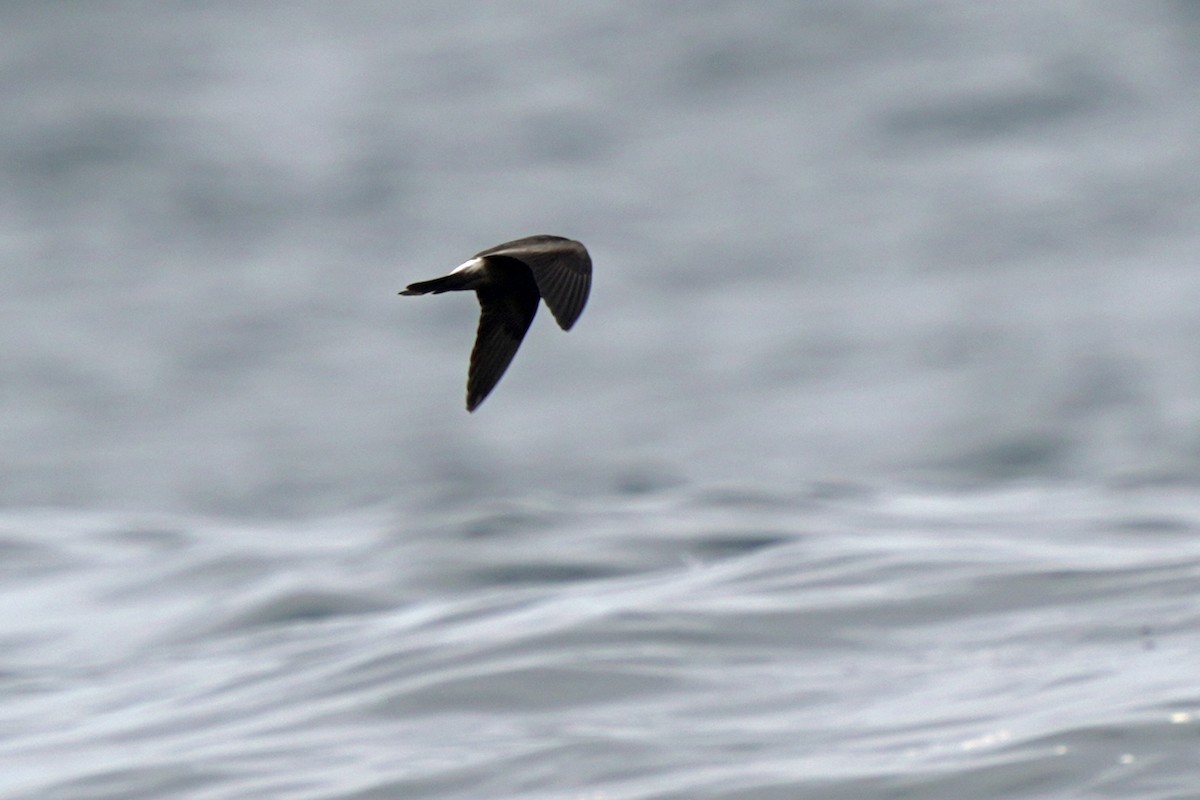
xmin=551 ymin=306 xmax=583 ymax=331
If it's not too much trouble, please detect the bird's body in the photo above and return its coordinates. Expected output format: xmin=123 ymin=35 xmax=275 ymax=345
xmin=400 ymin=235 xmax=591 ymax=411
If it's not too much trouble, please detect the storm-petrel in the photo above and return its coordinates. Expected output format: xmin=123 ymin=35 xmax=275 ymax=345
xmin=400 ymin=235 xmax=591 ymax=412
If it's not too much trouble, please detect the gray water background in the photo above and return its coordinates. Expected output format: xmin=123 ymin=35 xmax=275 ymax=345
xmin=2 ymin=2 xmax=1200 ymax=798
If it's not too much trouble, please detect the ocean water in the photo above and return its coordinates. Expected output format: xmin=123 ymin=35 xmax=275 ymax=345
xmin=3 ymin=2 xmax=1200 ymax=798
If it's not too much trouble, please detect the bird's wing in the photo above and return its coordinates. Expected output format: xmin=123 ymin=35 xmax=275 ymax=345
xmin=466 ymin=277 xmax=540 ymax=412
xmin=477 ymin=237 xmax=592 ymax=330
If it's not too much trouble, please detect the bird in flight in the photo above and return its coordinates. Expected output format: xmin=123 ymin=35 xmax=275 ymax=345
xmin=400 ymin=235 xmax=591 ymax=411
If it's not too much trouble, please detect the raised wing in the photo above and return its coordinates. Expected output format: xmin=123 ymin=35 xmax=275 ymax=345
xmin=477 ymin=235 xmax=591 ymax=330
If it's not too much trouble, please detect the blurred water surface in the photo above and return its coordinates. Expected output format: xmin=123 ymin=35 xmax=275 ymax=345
xmin=2 ymin=2 xmax=1199 ymax=798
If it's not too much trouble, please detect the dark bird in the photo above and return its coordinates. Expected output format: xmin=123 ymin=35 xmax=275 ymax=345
xmin=400 ymin=235 xmax=591 ymax=411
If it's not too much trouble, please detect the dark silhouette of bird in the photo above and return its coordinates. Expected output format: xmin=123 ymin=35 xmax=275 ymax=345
xmin=400 ymin=235 xmax=591 ymax=411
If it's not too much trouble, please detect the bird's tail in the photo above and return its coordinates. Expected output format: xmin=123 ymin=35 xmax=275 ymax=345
xmin=399 ymin=274 xmax=470 ymax=296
